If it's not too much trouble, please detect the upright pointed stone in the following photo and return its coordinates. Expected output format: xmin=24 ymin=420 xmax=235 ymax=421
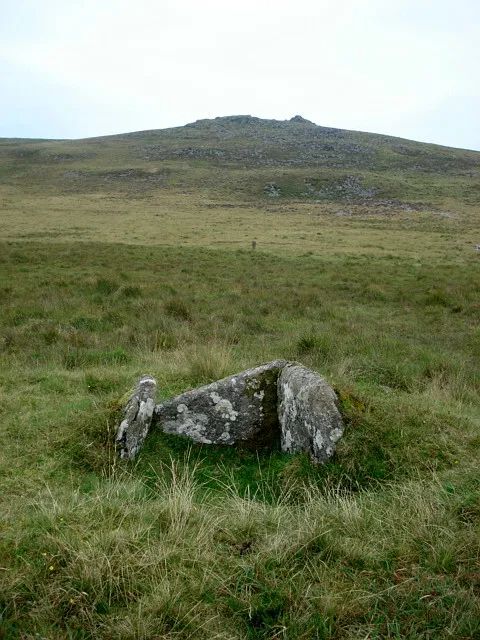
xmin=116 ymin=375 xmax=157 ymax=459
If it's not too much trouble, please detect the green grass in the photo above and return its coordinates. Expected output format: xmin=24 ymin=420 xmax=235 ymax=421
xmin=1 ymin=239 xmax=479 ymax=639
xmin=1 ymin=117 xmax=480 ymax=638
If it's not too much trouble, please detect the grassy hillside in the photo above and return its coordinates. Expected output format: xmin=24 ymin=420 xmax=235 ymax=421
xmin=1 ymin=118 xmax=480 ymax=639
xmin=1 ymin=115 xmax=480 ymax=250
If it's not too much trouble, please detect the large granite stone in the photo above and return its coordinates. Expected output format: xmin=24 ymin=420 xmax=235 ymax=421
xmin=154 ymin=361 xmax=287 ymax=448
xmin=116 ymin=362 xmax=345 ymax=463
xmin=278 ymin=364 xmax=344 ymax=463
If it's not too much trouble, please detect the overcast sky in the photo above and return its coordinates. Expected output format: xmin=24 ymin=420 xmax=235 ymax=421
xmin=1 ymin=0 xmax=479 ymax=149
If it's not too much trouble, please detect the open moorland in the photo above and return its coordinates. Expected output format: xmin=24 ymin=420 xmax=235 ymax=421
xmin=1 ymin=116 xmax=480 ymax=639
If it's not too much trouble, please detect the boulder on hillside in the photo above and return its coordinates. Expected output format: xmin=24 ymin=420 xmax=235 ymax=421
xmin=278 ymin=364 xmax=344 ymax=463
xmin=154 ymin=361 xmax=288 ymax=448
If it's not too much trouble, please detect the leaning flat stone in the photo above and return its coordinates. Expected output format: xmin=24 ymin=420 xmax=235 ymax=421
xmin=278 ymin=364 xmax=344 ymax=463
xmin=154 ymin=361 xmax=288 ymax=448
xmin=116 ymin=376 xmax=157 ymax=459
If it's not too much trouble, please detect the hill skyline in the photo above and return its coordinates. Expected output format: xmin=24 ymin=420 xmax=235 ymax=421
xmin=2 ymin=113 xmax=480 ymax=153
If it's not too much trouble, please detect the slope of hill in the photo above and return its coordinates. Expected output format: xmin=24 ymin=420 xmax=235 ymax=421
xmin=1 ymin=115 xmax=479 ymax=254
xmin=1 ymin=115 xmax=480 ymax=206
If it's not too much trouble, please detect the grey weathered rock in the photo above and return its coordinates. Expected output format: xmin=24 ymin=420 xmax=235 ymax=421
xmin=278 ymin=364 xmax=344 ymax=463
xmin=116 ymin=376 xmax=157 ymax=459
xmin=290 ymin=115 xmax=315 ymax=125
xmin=116 ymin=362 xmax=345 ymax=464
xmin=264 ymin=183 xmax=281 ymax=197
xmin=154 ymin=361 xmax=287 ymax=448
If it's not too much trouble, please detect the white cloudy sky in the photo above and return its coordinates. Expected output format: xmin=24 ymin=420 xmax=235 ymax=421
xmin=1 ymin=0 xmax=479 ymax=149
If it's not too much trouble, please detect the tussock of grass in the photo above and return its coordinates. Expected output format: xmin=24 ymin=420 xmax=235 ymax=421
xmin=2 ymin=462 xmax=479 ymax=638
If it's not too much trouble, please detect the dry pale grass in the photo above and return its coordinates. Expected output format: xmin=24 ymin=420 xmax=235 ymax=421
xmin=3 ymin=460 xmax=479 ymax=638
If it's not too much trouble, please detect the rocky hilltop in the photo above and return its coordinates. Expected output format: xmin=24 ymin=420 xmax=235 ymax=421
xmin=1 ymin=114 xmax=479 ymax=208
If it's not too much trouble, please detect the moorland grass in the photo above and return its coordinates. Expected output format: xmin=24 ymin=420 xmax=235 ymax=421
xmin=1 ymin=238 xmax=479 ymax=639
xmin=1 ymin=117 xmax=479 ymax=637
